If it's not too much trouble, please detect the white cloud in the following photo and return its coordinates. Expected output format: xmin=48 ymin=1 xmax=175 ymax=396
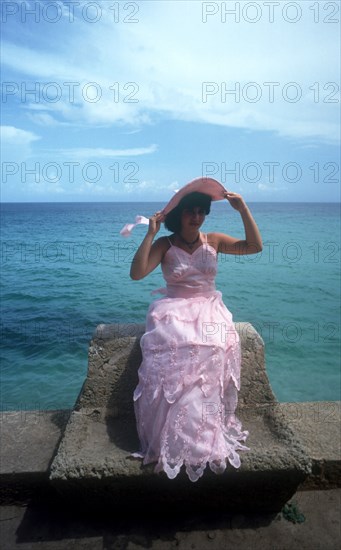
xmin=258 ymin=183 xmax=287 ymax=192
xmin=56 ymin=144 xmax=158 ymax=160
xmin=26 ymin=112 xmax=71 ymax=127
xmin=1 ymin=1 xmax=340 ymax=141
xmin=28 ymin=178 xmax=66 ymax=195
xmin=0 ymin=125 xmax=41 ymax=166
xmin=1 ymin=125 xmax=40 ymax=145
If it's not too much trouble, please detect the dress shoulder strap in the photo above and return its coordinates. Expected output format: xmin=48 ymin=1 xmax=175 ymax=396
xmin=203 ymin=232 xmax=207 ymax=243
xmin=166 ymin=236 xmax=173 ymax=246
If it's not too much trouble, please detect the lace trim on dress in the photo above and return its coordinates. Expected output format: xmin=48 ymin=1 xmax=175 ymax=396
xmin=152 ymin=385 xmax=250 ymax=482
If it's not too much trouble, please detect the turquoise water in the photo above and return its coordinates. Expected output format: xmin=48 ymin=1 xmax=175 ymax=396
xmin=1 ymin=201 xmax=340 ymax=410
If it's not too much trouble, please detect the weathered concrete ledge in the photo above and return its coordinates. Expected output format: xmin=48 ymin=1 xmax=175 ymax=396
xmin=1 ymin=404 xmax=339 ymax=503
xmin=49 ymin=322 xmax=313 ymax=514
xmin=0 ymin=409 xmax=71 ymax=503
xmin=278 ymin=401 xmax=341 ymax=490
xmin=1 ymin=323 xmax=339 ymax=512
xmin=1 ymin=402 xmax=339 ymax=505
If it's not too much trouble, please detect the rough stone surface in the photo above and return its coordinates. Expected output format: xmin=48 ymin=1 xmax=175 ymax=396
xmin=0 ymin=410 xmax=70 ymax=503
xmin=280 ymin=401 xmax=341 ymax=489
xmin=49 ymin=323 xmax=312 ymax=513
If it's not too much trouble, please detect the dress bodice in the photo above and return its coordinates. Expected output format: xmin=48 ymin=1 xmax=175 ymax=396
xmin=161 ymin=235 xmax=218 ymax=298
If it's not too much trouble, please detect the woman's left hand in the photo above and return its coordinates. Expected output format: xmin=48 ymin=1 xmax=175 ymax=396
xmin=224 ymin=191 xmax=247 ymax=213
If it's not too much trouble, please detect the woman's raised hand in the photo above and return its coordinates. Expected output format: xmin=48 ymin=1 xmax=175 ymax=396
xmin=148 ymin=211 xmax=164 ymax=236
xmin=224 ymin=191 xmax=247 ymax=213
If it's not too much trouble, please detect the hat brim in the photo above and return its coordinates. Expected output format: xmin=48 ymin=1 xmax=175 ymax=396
xmin=161 ymin=177 xmax=227 ymax=217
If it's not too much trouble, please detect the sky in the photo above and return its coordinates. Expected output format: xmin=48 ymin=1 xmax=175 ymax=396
xmin=1 ymin=0 xmax=340 ymax=202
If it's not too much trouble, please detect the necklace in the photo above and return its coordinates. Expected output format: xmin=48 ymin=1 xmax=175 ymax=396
xmin=178 ymin=232 xmax=200 ymax=249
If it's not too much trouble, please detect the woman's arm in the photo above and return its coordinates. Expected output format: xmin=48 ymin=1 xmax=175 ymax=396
xmin=212 ymin=192 xmax=263 ymax=256
xmin=130 ymin=212 xmax=166 ymax=280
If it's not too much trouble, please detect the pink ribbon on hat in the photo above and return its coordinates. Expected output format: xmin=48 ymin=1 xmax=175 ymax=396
xmin=120 ymin=215 xmax=150 ymax=237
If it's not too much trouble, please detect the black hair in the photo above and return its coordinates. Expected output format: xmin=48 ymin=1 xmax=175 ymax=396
xmin=164 ymin=192 xmax=211 ymax=233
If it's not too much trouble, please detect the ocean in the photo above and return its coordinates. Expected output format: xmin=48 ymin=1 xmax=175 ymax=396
xmin=1 ymin=201 xmax=340 ymax=411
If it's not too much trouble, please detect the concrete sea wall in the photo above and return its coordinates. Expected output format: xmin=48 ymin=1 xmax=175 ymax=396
xmin=1 ymin=323 xmax=340 ymax=513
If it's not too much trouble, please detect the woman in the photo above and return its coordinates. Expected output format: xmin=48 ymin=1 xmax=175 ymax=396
xmin=127 ymin=177 xmax=263 ymax=482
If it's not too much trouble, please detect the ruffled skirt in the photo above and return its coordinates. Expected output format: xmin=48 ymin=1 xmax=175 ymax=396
xmin=133 ymin=290 xmax=249 ymax=482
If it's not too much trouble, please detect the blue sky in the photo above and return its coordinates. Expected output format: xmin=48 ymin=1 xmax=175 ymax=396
xmin=1 ymin=0 xmax=340 ymax=202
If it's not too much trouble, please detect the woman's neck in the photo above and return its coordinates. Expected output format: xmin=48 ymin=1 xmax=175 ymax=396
xmin=177 ymin=231 xmax=201 ymax=249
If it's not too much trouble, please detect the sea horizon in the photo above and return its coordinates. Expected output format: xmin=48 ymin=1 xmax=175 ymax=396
xmin=2 ymin=200 xmax=340 ymax=204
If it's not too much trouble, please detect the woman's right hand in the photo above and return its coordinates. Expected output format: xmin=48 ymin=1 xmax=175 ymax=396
xmin=148 ymin=211 xmax=164 ymax=236
xmin=131 ymin=212 xmax=165 ymax=280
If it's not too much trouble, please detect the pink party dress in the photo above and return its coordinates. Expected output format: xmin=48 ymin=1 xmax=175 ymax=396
xmin=133 ymin=233 xmax=249 ymax=482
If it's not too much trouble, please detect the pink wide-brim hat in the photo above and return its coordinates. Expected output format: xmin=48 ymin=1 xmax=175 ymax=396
xmin=120 ymin=177 xmax=227 ymax=237
xmin=161 ymin=177 xmax=227 ymax=217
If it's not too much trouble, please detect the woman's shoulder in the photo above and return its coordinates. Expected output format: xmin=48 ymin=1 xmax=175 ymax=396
xmin=206 ymin=232 xmax=223 ymax=238
xmin=154 ymin=235 xmax=173 ymax=253
xmin=206 ymin=232 xmax=220 ymax=249
xmin=156 ymin=234 xmax=173 ymax=244
xmin=206 ymin=232 xmax=235 ymax=252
